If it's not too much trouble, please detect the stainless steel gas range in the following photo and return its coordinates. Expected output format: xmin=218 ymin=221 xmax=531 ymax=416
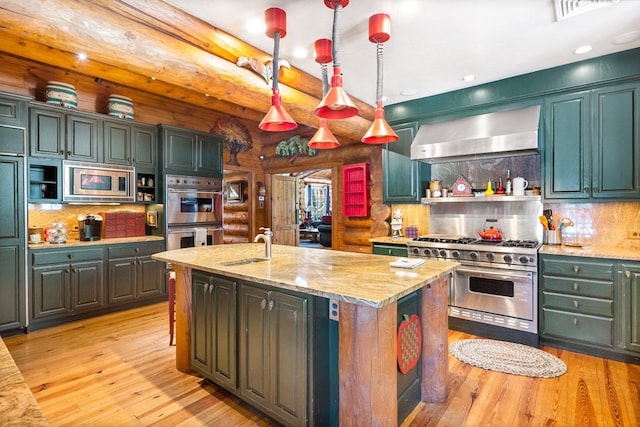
xmin=407 ymin=235 xmax=541 ymax=346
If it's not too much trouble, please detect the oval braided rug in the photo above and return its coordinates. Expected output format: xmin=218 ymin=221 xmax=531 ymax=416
xmin=449 ymin=339 xmax=567 ymax=378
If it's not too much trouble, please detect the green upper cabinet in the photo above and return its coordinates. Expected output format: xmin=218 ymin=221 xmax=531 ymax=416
xmin=0 ymin=92 xmax=28 ymax=155
xmin=132 ymin=123 xmax=158 ymax=171
xmin=382 ymin=122 xmax=430 ymax=204
xmin=544 ymin=82 xmax=640 ymax=201
xmin=103 ymin=120 xmax=158 ymax=169
xmin=159 ymin=124 xmax=222 ymax=177
xmin=29 ymin=104 xmax=99 ymax=162
xmin=103 ymin=119 xmax=132 ymax=165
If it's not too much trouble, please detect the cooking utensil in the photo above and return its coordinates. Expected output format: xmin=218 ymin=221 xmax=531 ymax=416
xmin=539 ymin=215 xmax=549 ymax=230
xmin=558 ymin=217 xmax=574 ymax=230
xmin=543 ymin=209 xmax=553 ymax=229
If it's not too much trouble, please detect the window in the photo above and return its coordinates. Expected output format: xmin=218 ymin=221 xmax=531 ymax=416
xmin=303 ymin=184 xmax=331 ymax=222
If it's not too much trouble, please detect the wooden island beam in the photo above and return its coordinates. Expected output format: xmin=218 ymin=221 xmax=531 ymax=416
xmin=153 ymin=243 xmax=457 ymax=426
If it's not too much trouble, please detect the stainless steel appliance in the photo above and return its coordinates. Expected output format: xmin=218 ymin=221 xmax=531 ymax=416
xmin=63 ymin=160 xmax=135 ymax=203
xmin=165 ymin=174 xmax=223 ymax=251
xmin=77 ymin=213 xmax=103 ymax=241
xmin=407 ymin=235 xmax=540 ymax=346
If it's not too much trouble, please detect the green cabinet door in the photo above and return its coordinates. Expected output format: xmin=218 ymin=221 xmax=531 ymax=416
xmin=103 ymin=119 xmax=132 ymax=165
xmin=383 ymin=122 xmax=430 ymax=204
xmin=197 ymin=133 xmax=223 ymax=178
xmin=0 ymin=156 xmax=25 ymax=331
xmin=107 ymin=242 xmax=165 ymax=304
xmin=69 ymin=261 xmax=104 ymax=312
xmin=136 ymin=254 xmax=165 ymax=297
xmin=30 ymin=106 xmax=65 ymax=158
xmin=592 ymin=83 xmax=640 ymax=199
xmin=31 ymin=264 xmax=69 ymax=319
xmin=132 ymin=124 xmax=158 ymax=171
xmin=0 ymin=93 xmax=28 ymax=155
xmin=621 ymin=263 xmax=640 ymax=354
xmin=66 ymin=112 xmax=99 ymax=162
xmin=160 ymin=125 xmax=197 ymax=173
xmin=108 ymin=258 xmax=136 ymax=304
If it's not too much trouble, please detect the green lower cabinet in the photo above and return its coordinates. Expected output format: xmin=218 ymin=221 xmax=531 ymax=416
xmin=372 ymin=242 xmax=409 ymax=257
xmin=239 ymin=283 xmax=308 ymax=427
xmin=30 ymin=247 xmax=104 ymax=326
xmin=621 ymin=263 xmax=640 ymax=354
xmin=540 ymin=254 xmax=640 ymax=362
xmin=107 ymin=241 xmax=165 ymax=304
xmin=191 ymin=272 xmax=237 ymax=389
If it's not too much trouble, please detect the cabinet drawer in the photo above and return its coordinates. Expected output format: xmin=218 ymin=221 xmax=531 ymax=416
xmin=107 ymin=241 xmax=164 ymax=258
xmin=541 ymin=258 xmax=614 ymax=281
xmin=542 ymin=292 xmax=613 ymax=317
xmin=372 ymin=244 xmax=408 ymax=257
xmin=541 ymin=276 xmax=613 ymax=298
xmin=542 ymin=308 xmax=613 ymax=347
xmin=32 ymin=247 xmax=103 ymax=265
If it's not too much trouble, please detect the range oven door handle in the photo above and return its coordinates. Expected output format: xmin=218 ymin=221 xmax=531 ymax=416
xmin=455 ymin=266 xmax=533 ymax=281
xmin=168 ymin=189 xmax=221 ymax=195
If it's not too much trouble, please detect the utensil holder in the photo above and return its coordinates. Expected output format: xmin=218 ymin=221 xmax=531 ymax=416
xmin=543 ymin=229 xmax=562 ymax=245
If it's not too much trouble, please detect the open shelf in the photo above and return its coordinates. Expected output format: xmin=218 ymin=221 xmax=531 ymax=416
xmin=421 ymin=195 xmax=541 ymax=204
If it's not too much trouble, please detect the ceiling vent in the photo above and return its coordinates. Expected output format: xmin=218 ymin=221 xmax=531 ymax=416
xmin=554 ymin=0 xmax=619 ymax=21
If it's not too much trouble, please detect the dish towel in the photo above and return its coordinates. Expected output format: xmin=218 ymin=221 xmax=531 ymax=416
xmin=194 ymin=228 xmax=207 ymax=247
xmin=389 ymin=258 xmax=425 ymax=269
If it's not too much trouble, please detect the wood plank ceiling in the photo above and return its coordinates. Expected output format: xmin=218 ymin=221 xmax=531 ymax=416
xmin=0 ymin=0 xmax=374 ymax=144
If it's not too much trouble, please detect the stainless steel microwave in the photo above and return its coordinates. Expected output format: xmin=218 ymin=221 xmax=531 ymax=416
xmin=63 ymin=160 xmax=135 ymax=203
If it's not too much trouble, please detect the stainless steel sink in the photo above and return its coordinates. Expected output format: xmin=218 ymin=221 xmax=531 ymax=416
xmin=221 ymin=257 xmax=267 ymax=266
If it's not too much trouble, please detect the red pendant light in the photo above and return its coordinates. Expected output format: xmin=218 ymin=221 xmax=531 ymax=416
xmin=309 ymin=38 xmax=340 ymax=149
xmin=259 ymin=8 xmax=297 ymax=132
xmin=314 ymin=0 xmax=359 ymax=120
xmin=362 ymin=13 xmax=398 ymax=144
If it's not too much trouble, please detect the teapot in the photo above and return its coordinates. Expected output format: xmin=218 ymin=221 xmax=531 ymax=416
xmin=477 ymin=226 xmax=503 ymax=241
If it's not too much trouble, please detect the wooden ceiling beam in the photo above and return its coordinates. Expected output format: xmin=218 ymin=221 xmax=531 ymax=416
xmin=0 ymin=0 xmax=374 ymax=142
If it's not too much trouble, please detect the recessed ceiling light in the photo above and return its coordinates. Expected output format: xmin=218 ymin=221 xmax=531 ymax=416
xmin=245 ymin=17 xmax=264 ymax=34
xmin=613 ymin=30 xmax=640 ymax=45
xmin=400 ymin=89 xmax=417 ymax=96
xmin=77 ymin=52 xmax=87 ymax=61
xmin=462 ymin=74 xmax=476 ymax=82
xmin=292 ymin=48 xmax=308 ymax=59
xmin=574 ymin=45 xmax=593 ymax=55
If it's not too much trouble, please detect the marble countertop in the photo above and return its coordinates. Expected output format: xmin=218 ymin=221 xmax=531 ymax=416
xmin=153 ymin=243 xmax=458 ymax=308
xmin=539 ymin=244 xmax=640 ymax=261
xmin=28 ymin=235 xmax=164 ymax=250
xmin=0 ymin=338 xmax=48 ymax=426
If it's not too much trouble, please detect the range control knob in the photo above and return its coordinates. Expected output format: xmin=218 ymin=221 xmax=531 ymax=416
xmin=431 ymin=248 xmax=440 ymax=257
xmin=439 ymin=250 xmax=448 ymax=258
xmin=519 ymin=256 xmax=530 ymax=264
xmin=503 ymin=254 xmax=513 ymax=264
xmin=412 ymin=247 xmax=420 ymax=255
xmin=469 ymin=252 xmax=479 ymax=261
xmin=486 ymin=252 xmax=495 ymax=261
xmin=423 ymin=249 xmax=431 ymax=256
xmin=451 ymin=250 xmax=461 ymax=259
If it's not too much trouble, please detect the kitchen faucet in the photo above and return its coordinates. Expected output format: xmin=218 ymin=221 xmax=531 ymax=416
xmin=253 ymin=227 xmax=273 ymax=259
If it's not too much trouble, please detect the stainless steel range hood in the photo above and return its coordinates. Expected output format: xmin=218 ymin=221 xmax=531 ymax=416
xmin=410 ymin=106 xmax=541 ymax=163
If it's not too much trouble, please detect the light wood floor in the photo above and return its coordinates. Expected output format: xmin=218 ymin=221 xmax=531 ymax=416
xmin=4 ymin=303 xmax=640 ymax=427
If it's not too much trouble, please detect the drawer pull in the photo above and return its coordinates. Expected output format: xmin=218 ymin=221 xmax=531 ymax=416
xmin=573 ymin=283 xmax=579 ymax=291
xmin=573 ymin=300 xmax=579 ymax=308
xmin=261 ymin=299 xmax=267 ymax=310
xmin=268 ymin=300 xmax=275 ymax=311
xmin=388 ymin=249 xmax=392 ymax=255
xmin=573 ymin=265 xmax=579 ymax=273
xmin=573 ymin=318 xmax=579 ymax=326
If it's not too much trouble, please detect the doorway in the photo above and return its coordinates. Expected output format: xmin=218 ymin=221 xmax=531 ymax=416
xmin=269 ymin=168 xmax=333 ymax=248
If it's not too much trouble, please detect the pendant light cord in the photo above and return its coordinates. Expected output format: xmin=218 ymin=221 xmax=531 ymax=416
xmin=376 ymin=42 xmax=383 ymax=103
xmin=321 ymin=64 xmax=329 ymax=96
xmin=332 ymin=4 xmax=342 ymax=69
xmin=272 ymin=32 xmax=281 ymax=90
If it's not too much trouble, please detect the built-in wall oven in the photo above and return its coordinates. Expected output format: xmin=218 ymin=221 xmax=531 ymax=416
xmin=165 ymin=174 xmax=223 ymax=251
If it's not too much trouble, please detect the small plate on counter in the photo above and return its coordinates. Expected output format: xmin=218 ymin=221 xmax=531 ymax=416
xmin=563 ymin=242 xmax=583 ymax=248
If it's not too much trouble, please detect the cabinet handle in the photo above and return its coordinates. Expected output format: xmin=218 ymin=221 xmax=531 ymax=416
xmin=208 ymin=284 xmax=214 ymax=294
xmin=261 ymin=299 xmax=267 ymax=310
xmin=67 ymin=253 xmax=73 ymax=259
xmin=625 ymin=271 xmax=631 ymax=278
xmin=573 ymin=265 xmax=579 ymax=273
xmin=268 ymin=300 xmax=275 ymax=311
xmin=593 ymin=187 xmax=598 ymax=193
xmin=573 ymin=283 xmax=579 ymax=291
xmin=573 ymin=300 xmax=579 ymax=308
xmin=67 ymin=151 xmax=71 ymax=156
xmin=573 ymin=318 xmax=579 ymax=326
xmin=388 ymin=249 xmax=392 ymax=255
xmin=583 ymin=186 xmax=590 ymax=193
xmin=135 ymin=247 xmax=139 ymax=253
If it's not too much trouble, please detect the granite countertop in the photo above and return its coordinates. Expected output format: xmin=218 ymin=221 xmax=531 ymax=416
xmin=153 ymin=243 xmax=458 ymax=308
xmin=0 ymin=338 xmax=48 ymax=426
xmin=28 ymin=235 xmax=164 ymax=250
xmin=539 ymin=244 xmax=640 ymax=262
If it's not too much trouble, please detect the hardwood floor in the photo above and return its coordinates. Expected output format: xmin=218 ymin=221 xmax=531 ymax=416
xmin=4 ymin=303 xmax=640 ymax=426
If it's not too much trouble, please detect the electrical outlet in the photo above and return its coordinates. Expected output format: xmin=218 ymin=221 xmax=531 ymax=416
xmin=328 ymin=299 xmax=339 ymax=321
xmin=628 ymin=229 xmax=640 ymax=239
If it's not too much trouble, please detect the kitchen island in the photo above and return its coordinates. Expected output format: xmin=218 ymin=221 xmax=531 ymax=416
xmin=153 ymin=243 xmax=458 ymax=426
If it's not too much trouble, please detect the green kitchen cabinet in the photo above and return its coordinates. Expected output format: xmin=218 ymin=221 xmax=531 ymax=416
xmin=102 ymin=119 xmax=132 ymax=165
xmin=621 ymin=263 xmax=640 ymax=354
xmin=0 ymin=155 xmax=25 ymax=332
xmin=382 ymin=122 xmax=430 ymax=204
xmin=27 ymin=158 xmax=62 ymax=203
xmin=29 ymin=104 xmax=100 ymax=162
xmin=539 ymin=255 xmax=615 ymax=349
xmin=372 ymin=241 xmax=409 ymax=257
xmin=132 ymin=123 xmax=158 ymax=171
xmin=107 ymin=241 xmax=166 ymax=305
xmin=239 ymin=282 xmax=308 ymax=427
xmin=30 ymin=247 xmax=104 ymax=325
xmin=544 ymin=82 xmax=640 ymax=201
xmin=159 ymin=125 xmax=222 ymax=177
xmin=0 ymin=92 xmax=28 ymax=155
xmin=191 ymin=272 xmax=237 ymax=389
